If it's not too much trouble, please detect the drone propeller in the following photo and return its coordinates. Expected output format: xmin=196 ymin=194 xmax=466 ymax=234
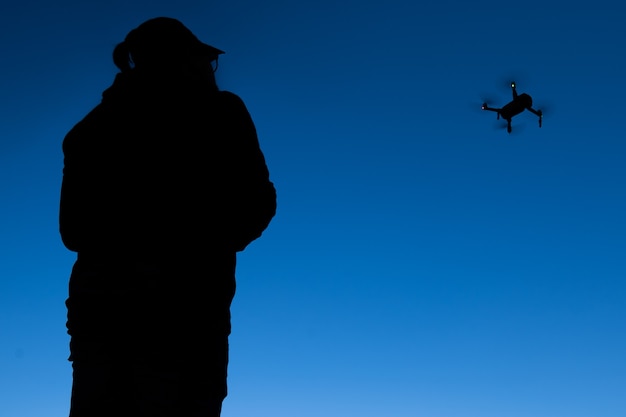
xmin=498 ymin=73 xmax=527 ymax=89
xmin=480 ymin=94 xmax=497 ymax=105
xmin=536 ymin=103 xmax=552 ymax=117
xmin=470 ymin=94 xmax=497 ymax=113
xmin=469 ymin=99 xmax=490 ymax=113
xmin=532 ymin=103 xmax=552 ymax=129
xmin=494 ymin=120 xmax=525 ymax=135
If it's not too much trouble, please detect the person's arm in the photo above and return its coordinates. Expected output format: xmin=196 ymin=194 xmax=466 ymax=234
xmin=59 ymin=124 xmax=86 ymax=253
xmin=219 ymin=92 xmax=277 ymax=251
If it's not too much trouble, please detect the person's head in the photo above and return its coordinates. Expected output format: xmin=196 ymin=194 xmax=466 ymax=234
xmin=112 ymin=17 xmax=224 ymax=84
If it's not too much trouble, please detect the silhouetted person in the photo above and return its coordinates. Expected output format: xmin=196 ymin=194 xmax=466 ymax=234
xmin=59 ymin=17 xmax=276 ymax=417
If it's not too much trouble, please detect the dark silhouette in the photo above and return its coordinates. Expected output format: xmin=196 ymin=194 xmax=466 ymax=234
xmin=59 ymin=17 xmax=276 ymax=417
xmin=481 ymin=81 xmax=543 ymax=133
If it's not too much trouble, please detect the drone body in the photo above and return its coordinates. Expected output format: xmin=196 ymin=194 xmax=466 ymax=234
xmin=482 ymin=82 xmax=542 ymax=133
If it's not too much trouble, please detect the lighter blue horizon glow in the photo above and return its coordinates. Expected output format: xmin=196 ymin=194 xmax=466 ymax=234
xmin=1 ymin=1 xmax=625 ymax=416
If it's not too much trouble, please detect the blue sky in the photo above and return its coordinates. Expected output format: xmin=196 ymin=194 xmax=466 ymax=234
xmin=1 ymin=1 xmax=625 ymax=416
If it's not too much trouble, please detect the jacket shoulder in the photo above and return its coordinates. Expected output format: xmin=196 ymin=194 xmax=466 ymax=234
xmin=216 ymin=91 xmax=248 ymax=110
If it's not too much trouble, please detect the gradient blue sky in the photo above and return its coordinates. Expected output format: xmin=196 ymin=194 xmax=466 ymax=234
xmin=1 ymin=1 xmax=625 ymax=416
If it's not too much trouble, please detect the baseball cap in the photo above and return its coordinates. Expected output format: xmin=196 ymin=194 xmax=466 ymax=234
xmin=125 ymin=17 xmax=224 ymax=64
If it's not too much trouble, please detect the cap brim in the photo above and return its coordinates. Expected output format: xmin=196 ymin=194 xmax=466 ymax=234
xmin=200 ymin=43 xmax=225 ymax=61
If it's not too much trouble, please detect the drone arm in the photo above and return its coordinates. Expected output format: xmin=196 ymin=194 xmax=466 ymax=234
xmin=481 ymin=105 xmax=501 ymax=120
xmin=527 ymin=107 xmax=543 ymax=127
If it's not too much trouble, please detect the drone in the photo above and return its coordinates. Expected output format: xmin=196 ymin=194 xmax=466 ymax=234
xmin=481 ymin=81 xmax=542 ymax=133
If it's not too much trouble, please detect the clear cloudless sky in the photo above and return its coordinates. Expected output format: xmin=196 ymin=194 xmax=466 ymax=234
xmin=1 ymin=1 xmax=625 ymax=416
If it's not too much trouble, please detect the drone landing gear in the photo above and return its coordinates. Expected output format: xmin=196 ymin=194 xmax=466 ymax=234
xmin=506 ymin=119 xmax=512 ymax=133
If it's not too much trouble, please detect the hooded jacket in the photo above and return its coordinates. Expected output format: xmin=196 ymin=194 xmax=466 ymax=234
xmin=60 ymin=70 xmax=276 ymax=258
xmin=60 ymin=70 xmax=276 ymax=337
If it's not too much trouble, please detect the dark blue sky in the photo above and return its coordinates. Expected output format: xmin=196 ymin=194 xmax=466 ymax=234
xmin=1 ymin=1 xmax=625 ymax=416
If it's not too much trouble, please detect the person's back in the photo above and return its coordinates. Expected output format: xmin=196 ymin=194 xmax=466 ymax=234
xmin=60 ymin=17 xmax=276 ymax=417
